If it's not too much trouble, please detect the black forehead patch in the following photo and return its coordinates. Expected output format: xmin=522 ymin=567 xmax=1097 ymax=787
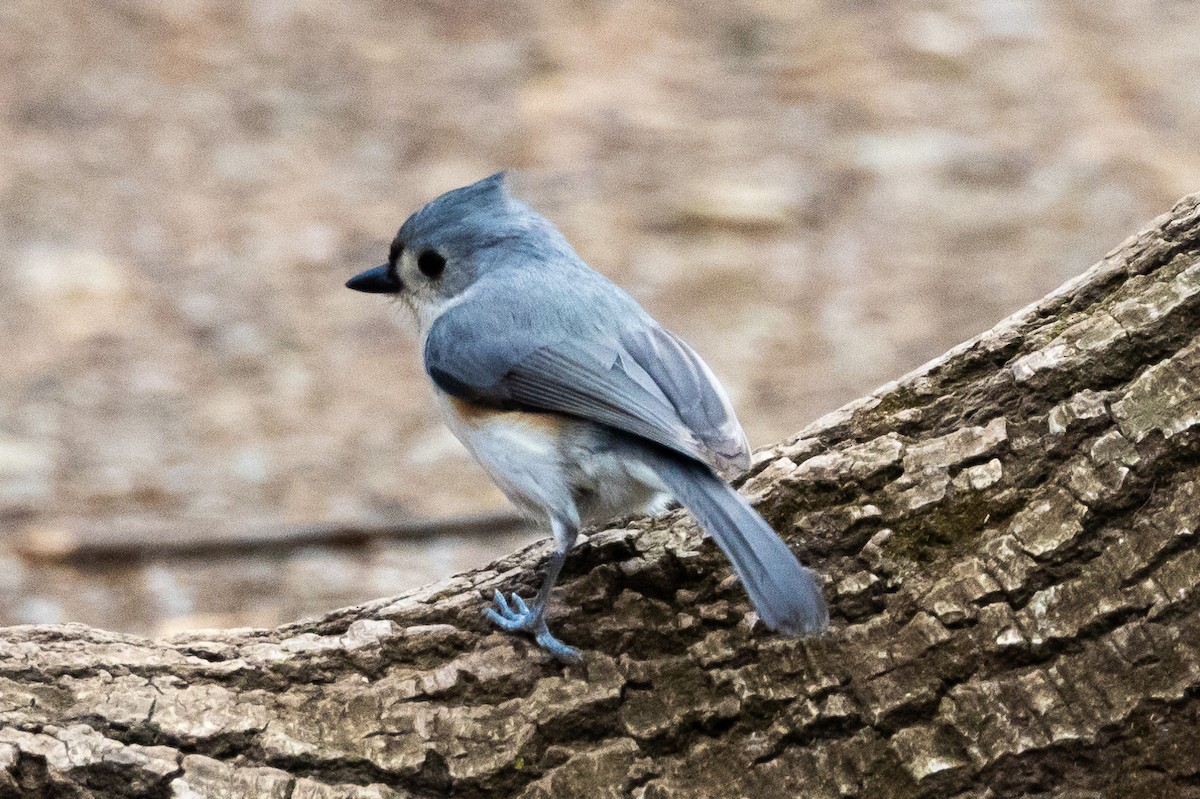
xmin=388 ymin=239 xmax=403 ymax=265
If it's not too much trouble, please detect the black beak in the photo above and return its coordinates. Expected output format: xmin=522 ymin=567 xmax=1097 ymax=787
xmin=346 ymin=264 xmax=402 ymax=294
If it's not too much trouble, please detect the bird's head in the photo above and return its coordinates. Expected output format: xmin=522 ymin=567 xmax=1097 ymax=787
xmin=346 ymin=172 xmax=576 ymax=329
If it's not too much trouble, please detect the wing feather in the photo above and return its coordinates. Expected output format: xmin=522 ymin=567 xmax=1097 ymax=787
xmin=424 ymin=280 xmax=750 ymax=472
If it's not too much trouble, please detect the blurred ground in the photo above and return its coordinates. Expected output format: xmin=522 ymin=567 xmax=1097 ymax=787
xmin=1 ymin=0 xmax=1198 ymax=636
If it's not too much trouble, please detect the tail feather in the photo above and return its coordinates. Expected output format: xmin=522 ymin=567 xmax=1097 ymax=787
xmin=646 ymin=450 xmax=828 ymax=636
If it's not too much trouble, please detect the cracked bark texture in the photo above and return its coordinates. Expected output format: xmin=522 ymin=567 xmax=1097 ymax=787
xmin=5 ymin=195 xmax=1200 ymax=799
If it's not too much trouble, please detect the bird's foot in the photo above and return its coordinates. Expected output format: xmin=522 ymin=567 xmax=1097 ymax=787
xmin=484 ymin=590 xmax=581 ymax=662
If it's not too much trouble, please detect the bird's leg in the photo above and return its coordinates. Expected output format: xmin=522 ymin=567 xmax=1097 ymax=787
xmin=486 ymin=516 xmax=581 ymax=661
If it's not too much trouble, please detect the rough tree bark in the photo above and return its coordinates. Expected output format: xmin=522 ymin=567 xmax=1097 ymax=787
xmin=5 ymin=195 xmax=1200 ymax=799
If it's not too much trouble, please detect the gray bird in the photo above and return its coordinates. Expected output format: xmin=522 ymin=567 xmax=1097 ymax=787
xmin=346 ymin=173 xmax=827 ymax=660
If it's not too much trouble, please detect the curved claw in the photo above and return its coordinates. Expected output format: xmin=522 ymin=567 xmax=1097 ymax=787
xmin=484 ymin=590 xmax=581 ymax=662
xmin=492 ymin=589 xmax=514 ymax=617
xmin=535 ymin=627 xmax=582 ymax=662
xmin=486 ymin=591 xmax=532 ymax=629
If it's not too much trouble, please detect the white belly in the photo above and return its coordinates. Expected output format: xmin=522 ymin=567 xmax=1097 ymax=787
xmin=433 ymin=390 xmax=668 ymax=529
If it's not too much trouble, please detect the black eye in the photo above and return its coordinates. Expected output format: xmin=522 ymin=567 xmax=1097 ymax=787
xmin=418 ymin=250 xmax=446 ymax=279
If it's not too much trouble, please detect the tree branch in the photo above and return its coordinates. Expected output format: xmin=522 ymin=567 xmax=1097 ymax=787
xmin=4 ymin=194 xmax=1200 ymax=798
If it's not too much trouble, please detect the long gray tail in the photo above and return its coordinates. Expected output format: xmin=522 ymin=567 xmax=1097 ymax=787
xmin=643 ymin=448 xmax=829 ymax=636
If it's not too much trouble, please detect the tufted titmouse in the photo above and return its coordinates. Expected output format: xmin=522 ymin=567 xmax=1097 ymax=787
xmin=346 ymin=173 xmax=827 ymax=660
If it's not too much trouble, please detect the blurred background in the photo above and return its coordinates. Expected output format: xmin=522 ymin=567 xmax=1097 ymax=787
xmin=1 ymin=0 xmax=1198 ymax=636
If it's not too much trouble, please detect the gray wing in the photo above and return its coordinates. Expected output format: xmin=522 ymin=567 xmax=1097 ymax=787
xmin=424 ymin=284 xmax=750 ymax=473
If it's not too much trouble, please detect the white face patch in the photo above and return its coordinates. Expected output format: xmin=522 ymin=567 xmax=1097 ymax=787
xmin=408 ymin=291 xmax=470 ymax=342
xmin=389 ymin=292 xmax=421 ymax=333
xmin=394 ymin=250 xmax=475 ymax=335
